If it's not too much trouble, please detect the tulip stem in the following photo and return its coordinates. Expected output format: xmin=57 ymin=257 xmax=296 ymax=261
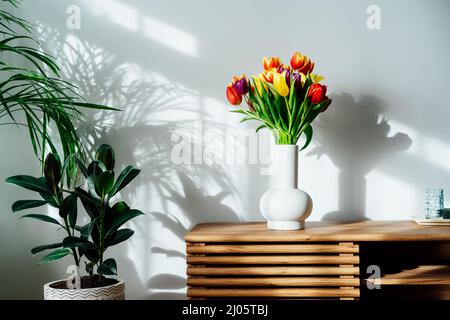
xmin=285 ymin=97 xmax=293 ymax=133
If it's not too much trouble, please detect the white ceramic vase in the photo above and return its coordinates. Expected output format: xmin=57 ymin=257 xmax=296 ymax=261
xmin=260 ymin=144 xmax=312 ymax=230
xmin=43 ymin=279 xmax=125 ymax=300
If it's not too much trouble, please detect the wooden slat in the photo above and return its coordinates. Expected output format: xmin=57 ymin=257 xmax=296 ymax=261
xmin=186 ymin=244 xmax=359 ymax=254
xmin=188 ymin=288 xmax=359 ymax=298
xmin=187 ymin=266 xmax=359 ymax=276
xmin=187 ymin=255 xmax=359 ymax=265
xmin=187 ymin=277 xmax=360 ymax=287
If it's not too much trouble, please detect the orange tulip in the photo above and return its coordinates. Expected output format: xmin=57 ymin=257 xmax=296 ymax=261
xmin=262 ymin=56 xmax=281 ymax=71
xmin=290 ymin=52 xmax=315 ymax=75
xmin=261 ymin=68 xmax=276 ymax=83
xmin=226 ymin=83 xmax=242 ymax=105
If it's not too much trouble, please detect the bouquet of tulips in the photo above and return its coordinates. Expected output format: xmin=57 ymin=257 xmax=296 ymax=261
xmin=226 ymin=52 xmax=332 ymax=147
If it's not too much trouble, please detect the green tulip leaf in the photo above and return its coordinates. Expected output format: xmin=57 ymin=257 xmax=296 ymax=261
xmin=300 ymin=125 xmax=313 ymax=151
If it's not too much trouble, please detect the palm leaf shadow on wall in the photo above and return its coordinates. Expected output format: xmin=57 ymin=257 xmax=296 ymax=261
xmin=35 ymin=23 xmax=244 ymax=299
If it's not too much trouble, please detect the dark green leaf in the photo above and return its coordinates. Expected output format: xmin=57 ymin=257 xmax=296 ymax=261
xmin=31 ymin=242 xmax=62 ymax=255
xmin=20 ymin=214 xmax=62 ymax=227
xmin=62 ymin=236 xmax=96 ymax=249
xmin=110 ymin=166 xmax=141 ymax=196
xmin=12 ymin=199 xmax=47 ymax=212
xmin=74 ymin=217 xmax=99 ymax=239
xmin=95 ymin=144 xmax=115 ymax=170
xmin=75 ymin=157 xmax=88 ymax=178
xmin=95 ymin=170 xmax=114 ymax=197
xmin=5 ymin=175 xmax=51 ymax=194
xmin=44 ymin=153 xmax=61 ymax=192
xmin=59 ymin=194 xmax=77 ymax=226
xmin=85 ymin=261 xmax=94 ymax=275
xmin=39 ymin=192 xmax=58 ymax=208
xmin=97 ymin=258 xmax=117 ymax=276
xmin=39 ymin=248 xmax=71 ymax=264
xmin=105 ymin=228 xmax=134 ymax=247
xmin=112 ymin=201 xmax=130 ymax=214
xmin=75 ymin=187 xmax=100 ymax=218
xmin=84 ymin=248 xmax=99 ymax=264
xmin=106 ymin=209 xmax=144 ymax=237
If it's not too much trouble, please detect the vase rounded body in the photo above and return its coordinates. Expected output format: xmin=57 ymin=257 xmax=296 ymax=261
xmin=43 ymin=278 xmax=125 ymax=300
xmin=260 ymin=144 xmax=312 ymax=230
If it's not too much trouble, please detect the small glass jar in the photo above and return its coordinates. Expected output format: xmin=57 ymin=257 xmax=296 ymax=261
xmin=424 ymin=188 xmax=444 ymax=219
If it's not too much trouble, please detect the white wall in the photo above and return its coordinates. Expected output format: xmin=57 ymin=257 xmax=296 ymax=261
xmin=1 ymin=0 xmax=449 ymax=299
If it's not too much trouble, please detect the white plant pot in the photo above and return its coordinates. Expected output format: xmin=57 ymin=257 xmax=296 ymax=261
xmin=260 ymin=144 xmax=312 ymax=230
xmin=43 ymin=278 xmax=125 ymax=300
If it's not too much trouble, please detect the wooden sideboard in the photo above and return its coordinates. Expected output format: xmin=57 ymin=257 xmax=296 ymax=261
xmin=185 ymin=221 xmax=450 ymax=300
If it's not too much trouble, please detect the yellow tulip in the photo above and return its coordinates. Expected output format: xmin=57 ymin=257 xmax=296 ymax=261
xmin=252 ymin=74 xmax=267 ymax=97
xmin=311 ymin=74 xmax=325 ymax=83
xmin=273 ymin=71 xmax=289 ymax=97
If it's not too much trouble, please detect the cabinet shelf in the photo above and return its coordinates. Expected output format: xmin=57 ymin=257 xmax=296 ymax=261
xmin=365 ymin=265 xmax=450 ymax=286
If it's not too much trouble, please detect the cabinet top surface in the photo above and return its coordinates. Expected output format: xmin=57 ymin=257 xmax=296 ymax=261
xmin=185 ymin=221 xmax=450 ymax=242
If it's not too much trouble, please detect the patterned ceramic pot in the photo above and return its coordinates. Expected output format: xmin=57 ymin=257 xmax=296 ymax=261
xmin=43 ymin=279 xmax=125 ymax=300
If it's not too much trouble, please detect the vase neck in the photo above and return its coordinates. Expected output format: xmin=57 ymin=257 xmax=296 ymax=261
xmin=274 ymin=144 xmax=298 ymax=189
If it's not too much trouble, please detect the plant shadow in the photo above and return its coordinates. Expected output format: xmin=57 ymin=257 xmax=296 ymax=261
xmin=309 ymin=93 xmax=412 ymax=221
xmin=35 ymin=25 xmax=245 ymax=299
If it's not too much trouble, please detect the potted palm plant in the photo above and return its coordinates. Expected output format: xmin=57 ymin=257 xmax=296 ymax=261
xmin=1 ymin=0 xmax=118 ymax=185
xmin=6 ymin=144 xmax=144 ymax=300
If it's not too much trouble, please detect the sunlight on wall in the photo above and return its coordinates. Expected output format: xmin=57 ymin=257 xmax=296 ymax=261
xmin=421 ymin=135 xmax=450 ymax=174
xmin=141 ymin=16 xmax=198 ymax=57
xmin=366 ymin=169 xmax=419 ymax=219
xmin=85 ymin=0 xmax=198 ymax=57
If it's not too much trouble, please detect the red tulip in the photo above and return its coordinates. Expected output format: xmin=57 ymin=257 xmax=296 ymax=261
xmin=226 ymin=83 xmax=242 ymax=105
xmin=307 ymin=83 xmax=327 ymax=104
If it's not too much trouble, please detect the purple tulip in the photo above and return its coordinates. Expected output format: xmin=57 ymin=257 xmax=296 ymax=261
xmin=284 ymin=69 xmax=291 ymax=88
xmin=232 ymin=76 xmax=249 ymax=95
xmin=292 ymin=72 xmax=303 ymax=92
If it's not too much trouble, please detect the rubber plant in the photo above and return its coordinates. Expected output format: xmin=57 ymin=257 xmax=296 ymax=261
xmin=0 ymin=0 xmax=118 ymax=186
xmin=6 ymin=144 xmax=144 ymax=279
